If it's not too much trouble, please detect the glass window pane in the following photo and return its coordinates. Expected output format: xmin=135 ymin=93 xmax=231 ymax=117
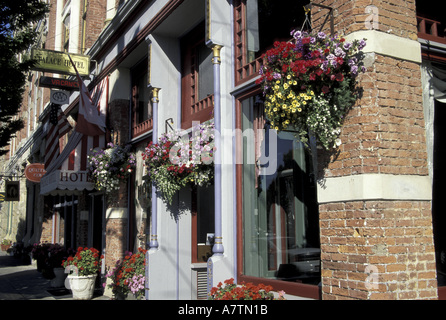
xmin=242 ymin=0 xmax=306 ymax=64
xmin=242 ymin=94 xmax=320 ymax=284
xmin=197 ymin=42 xmax=214 ymax=101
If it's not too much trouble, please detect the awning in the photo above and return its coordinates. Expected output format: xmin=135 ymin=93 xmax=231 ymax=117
xmin=40 ymin=76 xmax=108 ymax=196
xmin=40 ymin=135 xmax=105 ymax=195
xmin=40 ymin=134 xmax=105 ymax=195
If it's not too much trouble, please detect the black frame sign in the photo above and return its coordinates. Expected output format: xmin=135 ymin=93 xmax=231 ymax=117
xmin=39 ymin=76 xmax=80 ymax=91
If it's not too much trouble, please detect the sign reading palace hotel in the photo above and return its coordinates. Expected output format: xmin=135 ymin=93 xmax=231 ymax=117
xmin=31 ymin=48 xmax=90 ymax=76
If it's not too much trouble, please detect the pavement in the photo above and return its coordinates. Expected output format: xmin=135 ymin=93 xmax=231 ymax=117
xmin=0 ymin=250 xmax=109 ymax=300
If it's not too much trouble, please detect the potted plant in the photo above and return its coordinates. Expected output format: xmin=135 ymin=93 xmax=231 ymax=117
xmin=62 ymin=247 xmax=103 ymax=300
xmin=106 ymin=247 xmax=147 ymax=300
xmin=87 ymin=142 xmax=136 ymax=192
xmin=143 ymin=120 xmax=214 ymax=204
xmin=1 ymin=239 xmax=11 ymax=251
xmin=31 ymin=242 xmax=52 ymax=273
xmin=256 ymin=30 xmax=366 ymax=150
xmin=208 ymin=278 xmax=286 ymax=300
xmin=48 ymin=244 xmax=73 ymax=288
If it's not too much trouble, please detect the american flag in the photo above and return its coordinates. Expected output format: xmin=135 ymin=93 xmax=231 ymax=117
xmin=44 ymin=104 xmax=72 ymax=169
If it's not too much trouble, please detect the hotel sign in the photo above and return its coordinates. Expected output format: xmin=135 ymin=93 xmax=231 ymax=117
xmin=31 ymin=48 xmax=90 ymax=76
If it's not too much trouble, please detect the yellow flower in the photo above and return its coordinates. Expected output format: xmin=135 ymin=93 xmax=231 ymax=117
xmin=298 ymin=108 xmax=302 ymax=112
xmin=273 ymin=107 xmax=277 ymax=112
xmin=293 ymin=81 xmax=297 ymax=85
xmin=286 ymin=75 xmax=291 ymax=80
xmin=283 ymin=83 xmax=289 ymax=89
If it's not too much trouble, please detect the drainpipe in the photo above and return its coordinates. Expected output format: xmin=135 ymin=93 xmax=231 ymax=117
xmin=211 ymin=44 xmax=224 ymax=256
xmin=149 ymin=87 xmax=160 ymax=250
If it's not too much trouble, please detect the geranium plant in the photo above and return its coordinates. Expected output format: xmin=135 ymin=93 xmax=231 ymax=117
xmin=106 ymin=247 xmax=147 ymax=299
xmin=256 ymin=30 xmax=366 ymax=150
xmin=208 ymin=278 xmax=286 ymax=300
xmin=62 ymin=247 xmax=102 ymax=276
xmin=87 ymin=142 xmax=136 ymax=192
xmin=143 ymin=120 xmax=214 ymax=204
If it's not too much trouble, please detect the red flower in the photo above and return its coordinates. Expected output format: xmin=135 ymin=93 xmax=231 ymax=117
xmin=335 ymin=73 xmax=344 ymax=82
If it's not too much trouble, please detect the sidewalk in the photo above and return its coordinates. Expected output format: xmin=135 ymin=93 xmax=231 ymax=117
xmin=0 ymin=250 xmax=109 ymax=300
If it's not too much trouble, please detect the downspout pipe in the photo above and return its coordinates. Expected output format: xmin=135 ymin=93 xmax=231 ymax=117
xmin=211 ymin=44 xmax=224 ymax=256
xmin=149 ymin=87 xmax=160 ymax=250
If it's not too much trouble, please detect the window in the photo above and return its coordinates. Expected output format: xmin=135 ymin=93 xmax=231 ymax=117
xmin=237 ymin=92 xmax=320 ymax=296
xmin=192 ymin=185 xmax=215 ymax=263
xmin=181 ymin=21 xmax=214 ymax=129
xmin=63 ymin=14 xmax=70 ymax=52
xmin=131 ymin=58 xmax=153 ymax=138
xmin=234 ymin=0 xmax=308 ymax=85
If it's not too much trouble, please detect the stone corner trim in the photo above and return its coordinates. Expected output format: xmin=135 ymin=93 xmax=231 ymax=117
xmin=317 ymin=174 xmax=432 ymax=204
xmin=345 ymin=30 xmax=422 ymax=64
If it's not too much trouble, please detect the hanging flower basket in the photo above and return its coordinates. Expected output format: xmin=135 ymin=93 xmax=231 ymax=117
xmin=256 ymin=30 xmax=367 ymax=150
xmin=87 ymin=143 xmax=136 ymax=192
xmin=142 ymin=120 xmax=214 ymax=205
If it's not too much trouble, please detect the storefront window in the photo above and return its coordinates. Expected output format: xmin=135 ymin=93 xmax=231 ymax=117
xmin=241 ymin=94 xmax=320 ymax=285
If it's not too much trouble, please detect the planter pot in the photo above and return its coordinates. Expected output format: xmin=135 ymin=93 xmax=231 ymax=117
xmin=68 ymin=274 xmax=97 ymax=300
xmin=50 ymin=268 xmax=66 ymax=288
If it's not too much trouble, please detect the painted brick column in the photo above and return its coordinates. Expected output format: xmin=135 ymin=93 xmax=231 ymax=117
xmin=312 ymin=0 xmax=438 ymax=300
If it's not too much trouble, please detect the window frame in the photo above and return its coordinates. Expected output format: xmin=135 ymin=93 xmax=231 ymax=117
xmin=180 ymin=21 xmax=214 ymax=129
xmin=131 ymin=57 xmax=153 ymax=139
xmin=233 ymin=0 xmax=263 ymax=86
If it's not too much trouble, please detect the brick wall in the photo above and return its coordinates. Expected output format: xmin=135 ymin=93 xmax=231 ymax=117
xmin=82 ymin=0 xmax=107 ymax=51
xmin=320 ymin=200 xmax=436 ymax=299
xmin=313 ymin=0 xmax=438 ymax=299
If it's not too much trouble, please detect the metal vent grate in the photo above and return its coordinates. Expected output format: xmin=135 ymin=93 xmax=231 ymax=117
xmin=197 ymin=269 xmax=208 ymax=300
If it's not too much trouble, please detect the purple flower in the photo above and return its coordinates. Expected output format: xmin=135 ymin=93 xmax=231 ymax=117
xmin=358 ymin=39 xmax=366 ymax=50
xmin=343 ymin=42 xmax=352 ymax=51
xmin=317 ymin=32 xmax=326 ymax=39
xmin=335 ymin=47 xmax=346 ymax=58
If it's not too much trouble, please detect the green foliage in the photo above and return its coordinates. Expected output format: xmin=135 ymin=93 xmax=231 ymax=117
xmin=0 ymin=0 xmax=49 ymax=156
